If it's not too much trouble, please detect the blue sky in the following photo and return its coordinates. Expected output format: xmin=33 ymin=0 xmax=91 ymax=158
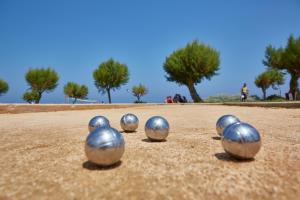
xmin=0 ymin=0 xmax=299 ymax=103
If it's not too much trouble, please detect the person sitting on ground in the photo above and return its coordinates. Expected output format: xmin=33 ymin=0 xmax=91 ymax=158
xmin=164 ymin=96 xmax=173 ymax=103
xmin=168 ymin=96 xmax=173 ymax=103
xmin=173 ymin=94 xmax=183 ymax=103
xmin=241 ymin=83 xmax=249 ymax=102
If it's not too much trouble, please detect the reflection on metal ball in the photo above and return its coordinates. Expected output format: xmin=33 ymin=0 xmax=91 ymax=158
xmin=85 ymin=127 xmax=125 ymax=166
xmin=120 ymin=113 xmax=139 ymax=132
xmin=145 ymin=116 xmax=169 ymax=141
xmin=88 ymin=116 xmax=110 ymax=132
xmin=216 ymin=115 xmax=240 ymax=136
xmin=222 ymin=122 xmax=261 ymax=159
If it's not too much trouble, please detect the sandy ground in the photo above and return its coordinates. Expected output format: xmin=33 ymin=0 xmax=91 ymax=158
xmin=1 ymin=102 xmax=300 ymax=114
xmin=0 ymin=104 xmax=299 ymax=200
xmin=0 ymin=104 xmax=150 ymax=114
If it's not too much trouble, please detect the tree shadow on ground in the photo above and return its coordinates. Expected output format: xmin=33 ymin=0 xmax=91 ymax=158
xmin=82 ymin=160 xmax=122 ymax=171
xmin=214 ymin=152 xmax=255 ymax=162
xmin=141 ymin=138 xmax=167 ymax=143
xmin=212 ymin=136 xmax=221 ymax=140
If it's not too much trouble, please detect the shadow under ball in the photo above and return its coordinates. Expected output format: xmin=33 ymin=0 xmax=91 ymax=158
xmin=120 ymin=113 xmax=139 ymax=132
xmin=222 ymin=122 xmax=261 ymax=159
xmin=85 ymin=127 xmax=125 ymax=166
xmin=145 ymin=116 xmax=169 ymax=141
xmin=216 ymin=115 xmax=240 ymax=136
xmin=88 ymin=116 xmax=110 ymax=132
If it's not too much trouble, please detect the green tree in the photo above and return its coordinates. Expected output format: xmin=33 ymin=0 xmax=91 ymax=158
xmin=263 ymin=35 xmax=300 ymax=100
xmin=64 ymin=82 xmax=88 ymax=104
xmin=0 ymin=79 xmax=9 ymax=96
xmin=93 ymin=58 xmax=129 ymax=103
xmin=25 ymin=68 xmax=59 ymax=103
xmin=23 ymin=90 xmax=39 ymax=104
xmin=163 ymin=40 xmax=220 ymax=102
xmin=255 ymin=69 xmax=284 ymax=100
xmin=132 ymin=83 xmax=148 ymax=102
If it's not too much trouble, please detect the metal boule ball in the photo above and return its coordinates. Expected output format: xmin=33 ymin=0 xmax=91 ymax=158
xmin=88 ymin=116 xmax=110 ymax=132
xmin=145 ymin=116 xmax=169 ymax=141
xmin=222 ymin=122 xmax=262 ymax=159
xmin=120 ymin=113 xmax=139 ymax=132
xmin=216 ymin=115 xmax=240 ymax=136
xmin=85 ymin=127 xmax=125 ymax=166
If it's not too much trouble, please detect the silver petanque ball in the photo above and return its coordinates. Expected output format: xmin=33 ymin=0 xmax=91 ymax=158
xmin=85 ymin=127 xmax=125 ymax=166
xmin=88 ymin=116 xmax=110 ymax=132
xmin=216 ymin=115 xmax=240 ymax=136
xmin=222 ymin=122 xmax=261 ymax=159
xmin=120 ymin=113 xmax=139 ymax=132
xmin=145 ymin=116 xmax=170 ymax=141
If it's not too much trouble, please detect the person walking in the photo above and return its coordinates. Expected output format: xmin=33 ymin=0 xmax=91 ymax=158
xmin=241 ymin=83 xmax=249 ymax=102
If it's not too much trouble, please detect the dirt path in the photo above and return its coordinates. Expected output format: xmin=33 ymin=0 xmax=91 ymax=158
xmin=0 ymin=105 xmax=299 ymax=199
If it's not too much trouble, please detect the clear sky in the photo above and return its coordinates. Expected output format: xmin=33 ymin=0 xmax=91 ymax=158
xmin=0 ymin=0 xmax=299 ymax=103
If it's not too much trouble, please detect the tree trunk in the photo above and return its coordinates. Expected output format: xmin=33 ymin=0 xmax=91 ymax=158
xmin=262 ymin=88 xmax=266 ymax=100
xmin=289 ymin=73 xmax=299 ymax=101
xmin=137 ymin=95 xmax=141 ymax=102
xmin=36 ymin=91 xmax=42 ymax=104
xmin=107 ymin=88 xmax=112 ymax=104
xmin=187 ymin=83 xmax=203 ymax=102
xmin=73 ymin=98 xmax=77 ymax=104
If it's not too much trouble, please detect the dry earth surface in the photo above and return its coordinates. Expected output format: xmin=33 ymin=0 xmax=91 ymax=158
xmin=0 ymin=104 xmax=299 ymax=200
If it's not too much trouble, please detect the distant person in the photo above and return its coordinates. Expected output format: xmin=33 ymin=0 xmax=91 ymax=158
xmin=164 ymin=96 xmax=173 ymax=103
xmin=164 ymin=97 xmax=168 ymax=103
xmin=168 ymin=96 xmax=173 ymax=103
xmin=173 ymin=94 xmax=183 ymax=103
xmin=173 ymin=94 xmax=178 ymax=103
xmin=241 ymin=83 xmax=248 ymax=102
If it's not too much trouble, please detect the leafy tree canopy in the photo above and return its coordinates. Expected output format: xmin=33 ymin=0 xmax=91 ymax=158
xmin=23 ymin=90 xmax=39 ymax=104
xmin=64 ymin=82 xmax=88 ymax=103
xmin=93 ymin=58 xmax=129 ymax=103
xmin=163 ymin=40 xmax=220 ymax=102
xmin=0 ymin=79 xmax=9 ymax=96
xmin=255 ymin=69 xmax=284 ymax=99
xmin=25 ymin=67 xmax=59 ymax=103
xmin=263 ymin=35 xmax=300 ymax=100
xmin=132 ymin=83 xmax=148 ymax=102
